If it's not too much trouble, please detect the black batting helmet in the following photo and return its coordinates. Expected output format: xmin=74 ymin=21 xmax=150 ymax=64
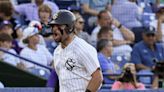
xmin=49 ymin=10 xmax=76 ymax=32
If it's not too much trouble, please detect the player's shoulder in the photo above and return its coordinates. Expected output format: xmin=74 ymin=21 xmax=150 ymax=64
xmin=53 ymin=43 xmax=66 ymax=57
xmin=74 ymin=36 xmax=92 ymax=47
xmin=74 ymin=36 xmax=97 ymax=53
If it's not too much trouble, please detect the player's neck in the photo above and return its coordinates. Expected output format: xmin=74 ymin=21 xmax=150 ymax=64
xmin=61 ymin=34 xmax=75 ymax=48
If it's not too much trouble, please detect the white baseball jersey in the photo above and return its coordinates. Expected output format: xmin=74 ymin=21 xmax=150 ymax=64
xmin=53 ymin=36 xmax=100 ymax=92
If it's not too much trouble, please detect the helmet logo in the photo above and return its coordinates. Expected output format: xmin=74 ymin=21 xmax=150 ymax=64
xmin=53 ymin=13 xmax=59 ymax=20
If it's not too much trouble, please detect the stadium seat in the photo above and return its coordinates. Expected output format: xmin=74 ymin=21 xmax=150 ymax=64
xmin=110 ymin=55 xmax=128 ymax=69
xmin=141 ymin=13 xmax=155 ymax=26
xmin=27 ymin=68 xmax=50 ymax=79
xmin=17 ymin=0 xmax=31 ymax=4
xmin=137 ymin=70 xmax=154 ymax=87
xmin=54 ymin=0 xmax=77 ymax=9
xmin=131 ymin=27 xmax=145 ymax=44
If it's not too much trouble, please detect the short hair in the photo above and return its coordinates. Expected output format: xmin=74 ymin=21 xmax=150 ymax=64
xmin=97 ymin=10 xmax=109 ymax=19
xmin=0 ymin=33 xmax=13 ymax=42
xmin=97 ymin=26 xmax=112 ymax=39
xmin=38 ymin=4 xmax=52 ymax=16
xmin=0 ymin=1 xmax=13 ymax=17
xmin=97 ymin=39 xmax=112 ymax=52
xmin=0 ymin=20 xmax=13 ymax=30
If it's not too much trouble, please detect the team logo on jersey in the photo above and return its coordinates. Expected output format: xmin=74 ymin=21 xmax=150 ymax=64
xmin=65 ymin=58 xmax=75 ymax=71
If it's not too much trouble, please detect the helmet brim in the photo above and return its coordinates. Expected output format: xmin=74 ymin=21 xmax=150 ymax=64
xmin=48 ymin=20 xmax=58 ymax=25
xmin=48 ymin=20 xmax=64 ymax=26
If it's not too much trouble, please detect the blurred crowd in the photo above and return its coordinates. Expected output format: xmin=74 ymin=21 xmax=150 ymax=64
xmin=0 ymin=0 xmax=164 ymax=90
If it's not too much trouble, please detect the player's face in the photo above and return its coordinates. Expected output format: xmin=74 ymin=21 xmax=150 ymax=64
xmin=51 ymin=25 xmax=63 ymax=42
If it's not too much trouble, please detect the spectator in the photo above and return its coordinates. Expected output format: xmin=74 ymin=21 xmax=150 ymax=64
xmin=19 ymin=21 xmax=46 ymax=48
xmin=0 ymin=33 xmax=20 ymax=66
xmin=20 ymin=26 xmax=53 ymax=71
xmin=14 ymin=24 xmax=24 ymax=47
xmin=38 ymin=4 xmax=52 ymax=38
xmin=14 ymin=0 xmax=59 ymax=23
xmin=0 ymin=20 xmax=13 ymax=35
xmin=0 ymin=20 xmax=22 ymax=54
xmin=131 ymin=26 xmax=164 ymax=88
xmin=97 ymin=26 xmax=127 ymax=71
xmin=111 ymin=0 xmax=142 ymax=29
xmin=79 ymin=0 xmax=112 ymax=33
xmin=97 ymin=39 xmax=120 ymax=84
xmin=80 ymin=0 xmax=112 ymax=16
xmin=150 ymin=6 xmax=164 ymax=44
xmin=38 ymin=4 xmax=57 ymax=54
xmin=0 ymin=0 xmax=20 ymax=39
xmin=91 ymin=10 xmax=134 ymax=60
xmin=112 ymin=63 xmax=145 ymax=90
xmin=74 ymin=14 xmax=91 ymax=43
xmin=97 ymin=26 xmax=113 ymax=41
xmin=137 ymin=0 xmax=161 ymax=12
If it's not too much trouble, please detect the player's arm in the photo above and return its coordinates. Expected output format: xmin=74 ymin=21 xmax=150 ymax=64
xmin=86 ymin=68 xmax=103 ymax=92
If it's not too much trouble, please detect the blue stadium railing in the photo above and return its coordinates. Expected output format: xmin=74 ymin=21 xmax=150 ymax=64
xmin=0 ymin=88 xmax=54 ymax=92
xmin=0 ymin=48 xmax=53 ymax=71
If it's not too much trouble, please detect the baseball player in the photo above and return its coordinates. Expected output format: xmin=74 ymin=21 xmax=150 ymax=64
xmin=49 ymin=10 xmax=103 ymax=92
